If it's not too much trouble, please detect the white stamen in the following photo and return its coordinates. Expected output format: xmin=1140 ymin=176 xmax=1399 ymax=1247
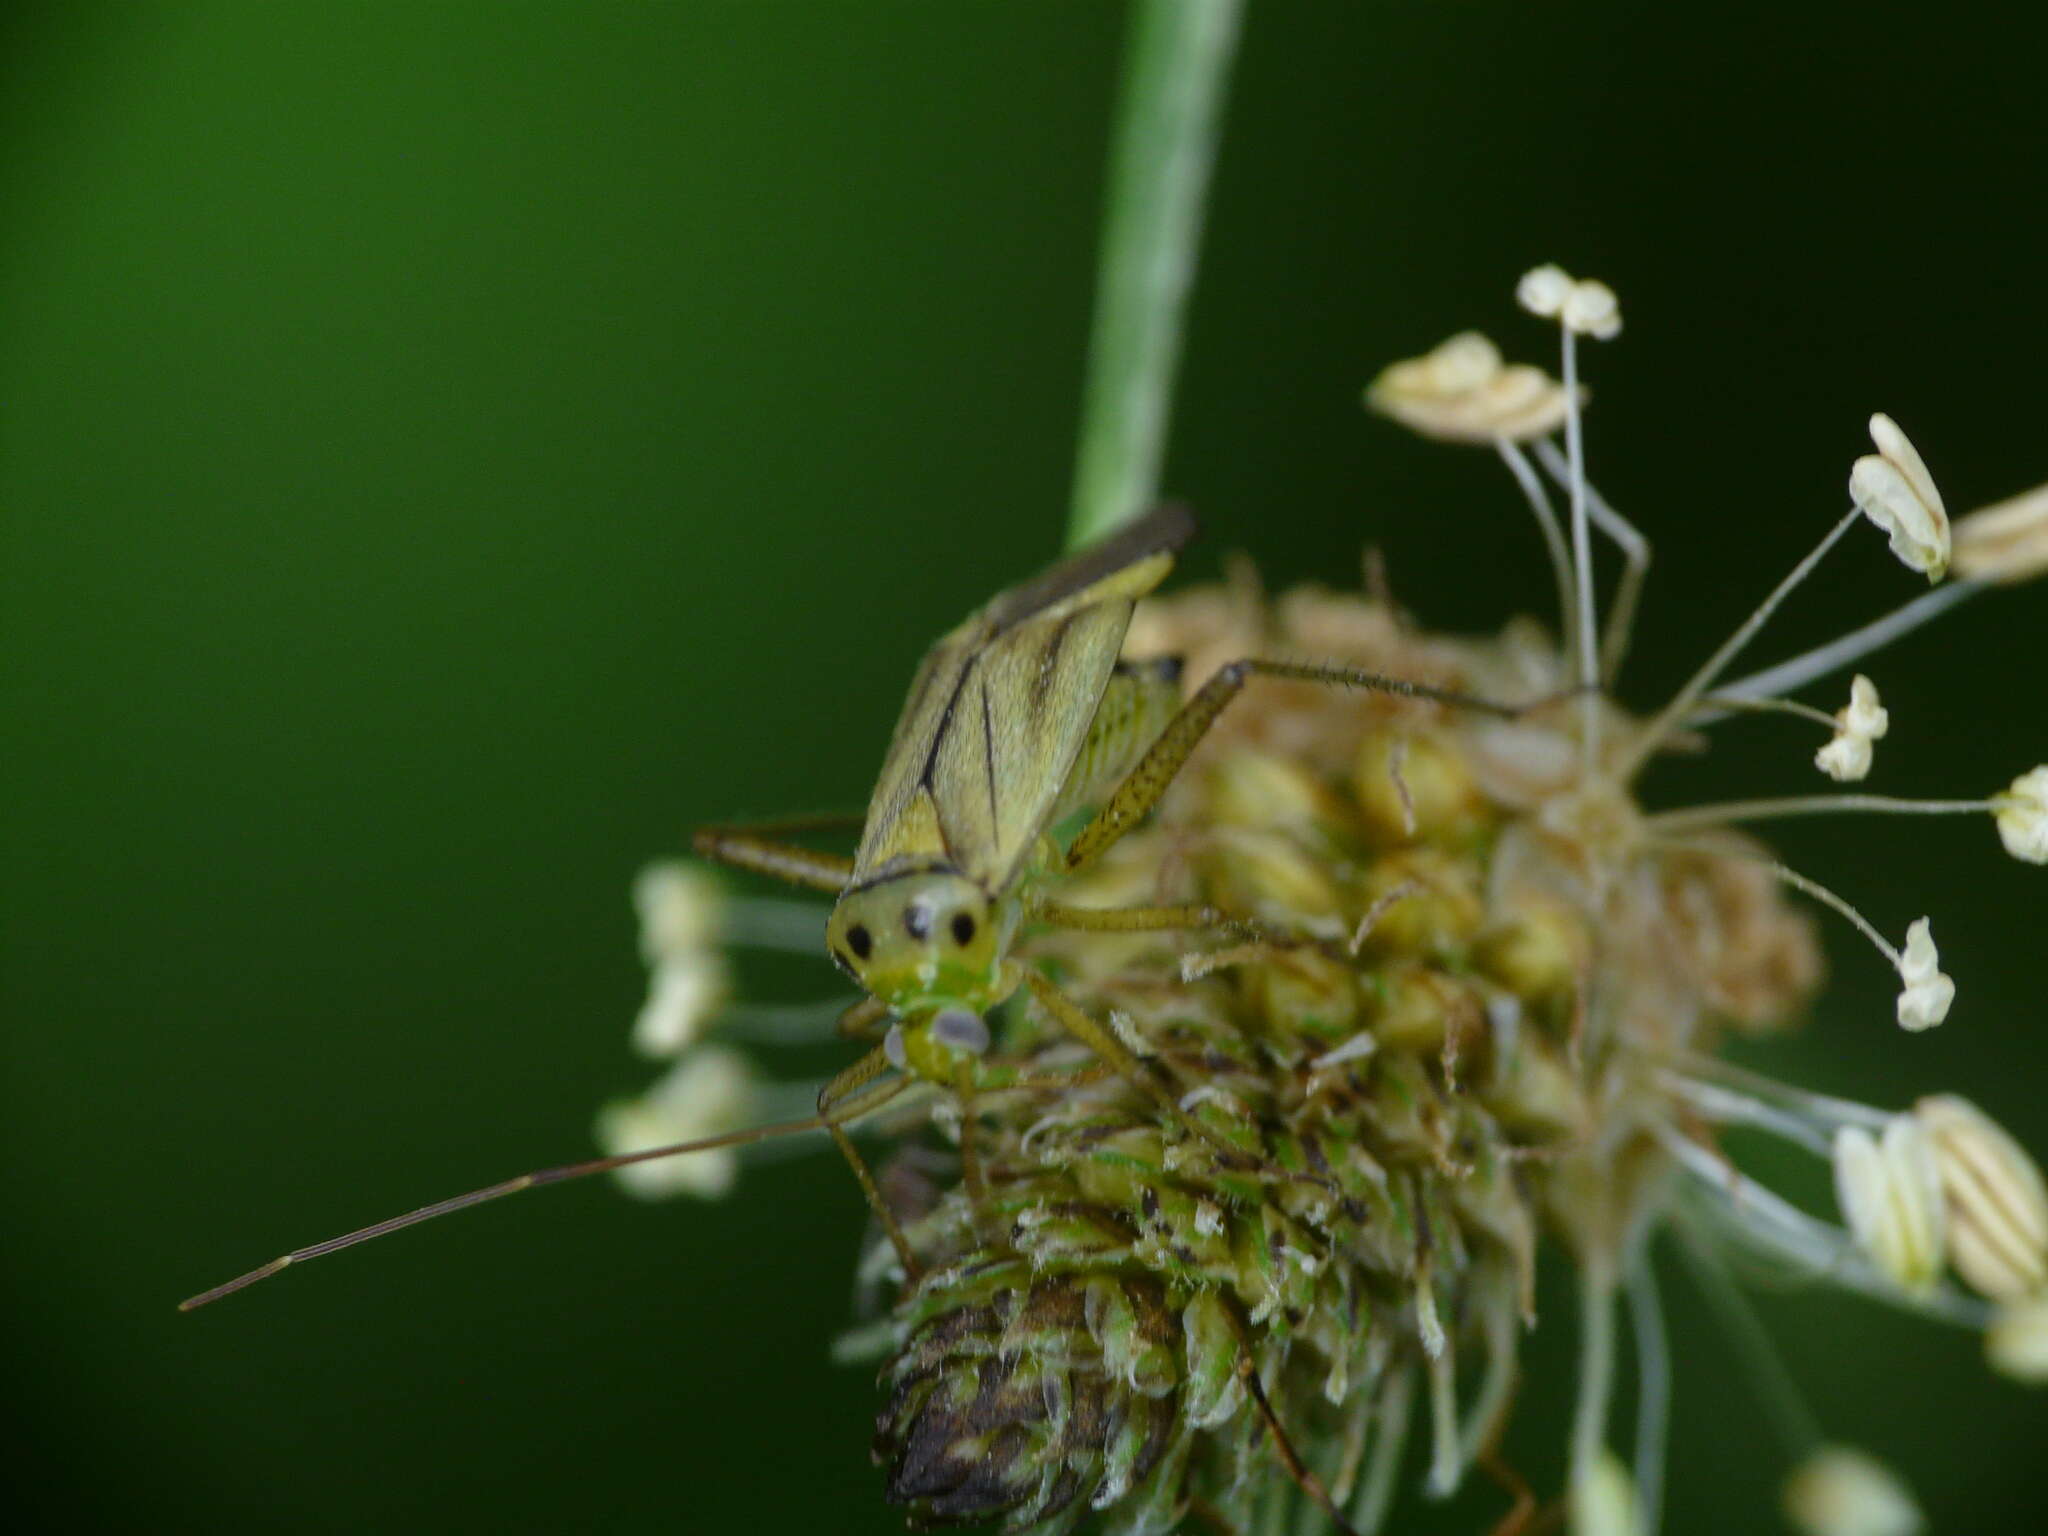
xmin=1628 ymin=1261 xmax=1670 ymax=1536
xmin=1894 ymin=918 xmax=1954 ymax=1032
xmin=632 ymin=952 xmax=732 ymax=1057
xmin=1496 ymin=437 xmax=1578 ymax=644
xmin=1562 ymin=279 xmax=1622 ymax=340
xmin=1993 ymin=765 xmax=2048 ymax=863
xmin=1533 ymin=437 xmax=1652 ymax=681
xmin=1815 ymin=675 xmax=1889 ymax=782
xmin=1831 ymin=1120 xmax=1947 ymax=1294
xmin=1986 ymin=1294 xmax=2048 ymax=1383
xmin=1517 ymin=263 xmax=1573 ymax=318
xmin=1952 ymin=480 xmax=2048 ymax=584
xmin=594 ymin=1045 xmax=759 ymax=1201
xmin=1622 ymin=507 xmax=1864 ymax=780
xmin=1570 ymin=1446 xmax=1642 ymax=1536
xmin=1915 ymin=1094 xmax=2048 ymax=1300
xmin=1850 ymin=413 xmax=1950 ymax=582
xmin=1713 ymin=581 xmax=1980 ymax=712
xmin=1783 ymin=1446 xmax=1926 ymax=1536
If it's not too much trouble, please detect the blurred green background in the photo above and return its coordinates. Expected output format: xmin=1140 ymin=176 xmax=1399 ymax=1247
xmin=4 ymin=3 xmax=2044 ymax=1532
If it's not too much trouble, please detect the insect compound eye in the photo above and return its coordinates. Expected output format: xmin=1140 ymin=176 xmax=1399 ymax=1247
xmin=846 ymin=924 xmax=873 ymax=961
xmin=950 ymin=912 xmax=977 ymax=946
xmin=930 ymin=1008 xmax=990 ymax=1056
xmin=902 ymin=901 xmax=934 ymax=941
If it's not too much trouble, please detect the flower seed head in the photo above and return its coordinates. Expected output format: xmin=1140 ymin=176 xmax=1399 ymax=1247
xmin=1850 ymin=414 xmax=1951 ymax=582
xmin=1783 ymin=1446 xmax=1926 ymax=1536
xmin=1952 ymin=481 xmax=2048 ymax=585
xmin=1915 ymin=1094 xmax=2048 ymax=1300
xmin=1893 ymin=918 xmax=1954 ymax=1032
xmin=1994 ymin=765 xmax=2048 ymax=864
xmin=1986 ymin=1294 xmax=2048 ymax=1384
xmin=1833 ymin=1119 xmax=1947 ymax=1294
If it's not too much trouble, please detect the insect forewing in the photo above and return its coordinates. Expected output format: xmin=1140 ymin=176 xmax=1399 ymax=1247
xmin=851 ymin=505 xmax=1195 ymax=890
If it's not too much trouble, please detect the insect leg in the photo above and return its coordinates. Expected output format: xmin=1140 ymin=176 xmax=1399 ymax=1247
xmin=692 ymin=821 xmax=855 ymax=893
xmin=817 ymin=1046 xmax=920 ymax=1280
xmin=1236 ymin=1345 xmax=1363 ymax=1536
xmin=835 ymin=996 xmax=891 ymax=1041
xmin=1065 ymin=658 xmax=1522 ymax=873
xmin=1028 ymin=897 xmax=1289 ymax=943
xmin=1020 ymin=970 xmax=1255 ymax=1167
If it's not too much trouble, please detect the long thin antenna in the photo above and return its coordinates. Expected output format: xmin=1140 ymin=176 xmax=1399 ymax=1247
xmin=180 ymin=1079 xmax=905 ymax=1312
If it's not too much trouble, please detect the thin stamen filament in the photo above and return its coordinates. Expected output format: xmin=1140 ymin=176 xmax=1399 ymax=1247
xmin=1570 ymin=1255 xmax=1618 ymax=1485
xmin=1657 ymin=1072 xmax=1837 ymax=1157
xmin=1689 ymin=694 xmax=1840 ymax=730
xmin=1628 ymin=1257 xmax=1670 ymax=1536
xmin=1622 ymin=507 xmax=1862 ymax=780
xmin=1649 ymin=794 xmax=1993 ymax=838
xmin=1535 ymin=437 xmax=1650 ymax=683
xmin=1671 ymin=1217 xmax=1821 ymax=1458
xmin=1662 ymin=1052 xmax=1893 ymax=1134
xmin=721 ymin=896 xmax=832 ymax=952
xmin=1758 ymin=859 xmax=1899 ymax=967
xmin=1713 ymin=579 xmax=1983 ymax=710
xmin=1561 ymin=328 xmax=1602 ymax=771
xmin=1496 ymin=437 xmax=1576 ymax=646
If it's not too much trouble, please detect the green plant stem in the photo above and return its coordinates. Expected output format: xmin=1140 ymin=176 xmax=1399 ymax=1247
xmin=1066 ymin=0 xmax=1243 ymax=550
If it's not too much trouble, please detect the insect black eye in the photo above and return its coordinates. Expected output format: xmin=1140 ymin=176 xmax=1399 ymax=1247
xmin=951 ymin=912 xmax=977 ymax=945
xmin=846 ymin=924 xmax=873 ymax=961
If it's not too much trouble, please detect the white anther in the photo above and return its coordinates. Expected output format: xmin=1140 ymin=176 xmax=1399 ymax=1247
xmin=632 ymin=951 xmax=731 ymax=1057
xmin=1833 ymin=1117 xmax=1947 ymax=1293
xmin=633 ymin=861 xmax=725 ymax=963
xmin=1365 ymin=332 xmax=1579 ymax=444
xmin=1850 ymin=414 xmax=1950 ymax=582
xmin=1952 ymin=481 xmax=2048 ymax=585
xmin=1517 ymin=263 xmax=1574 ymax=319
xmin=1561 ymin=278 xmax=1622 ymax=340
xmin=1815 ymin=674 xmax=1889 ymax=783
xmin=1893 ymin=918 xmax=1954 ymax=1032
xmin=594 ymin=1045 xmax=758 ymax=1201
xmin=1915 ymin=1094 xmax=2048 ymax=1300
xmin=1993 ymin=765 xmax=2048 ymax=864
xmin=1986 ymin=1294 xmax=2048 ymax=1384
xmin=1783 ymin=1446 xmax=1925 ymax=1536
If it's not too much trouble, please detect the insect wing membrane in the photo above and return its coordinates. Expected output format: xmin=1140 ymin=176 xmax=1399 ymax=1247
xmin=850 ymin=506 xmax=1194 ymax=888
xmin=928 ymin=596 xmax=1134 ymax=889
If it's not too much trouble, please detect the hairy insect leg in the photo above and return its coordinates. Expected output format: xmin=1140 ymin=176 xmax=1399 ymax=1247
xmin=952 ymin=1060 xmax=987 ymax=1213
xmin=817 ymin=1046 xmax=920 ymax=1281
xmin=1020 ymin=969 xmax=1253 ymax=1167
xmin=1064 ymin=658 xmax=1522 ymax=873
xmin=692 ymin=819 xmax=856 ymax=894
xmin=1028 ymin=897 xmax=1288 ymax=943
